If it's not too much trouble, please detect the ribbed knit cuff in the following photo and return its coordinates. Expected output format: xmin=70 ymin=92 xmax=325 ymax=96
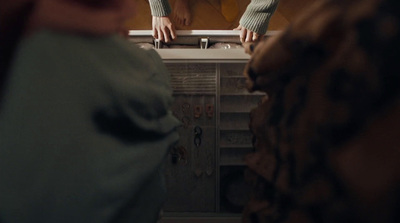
xmin=239 ymin=0 xmax=279 ymax=34
xmin=149 ymin=0 xmax=172 ymax=17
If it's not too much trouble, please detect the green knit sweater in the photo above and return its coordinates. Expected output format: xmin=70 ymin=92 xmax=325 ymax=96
xmin=148 ymin=0 xmax=280 ymax=34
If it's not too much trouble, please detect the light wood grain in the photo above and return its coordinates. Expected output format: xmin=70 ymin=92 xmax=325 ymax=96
xmin=125 ymin=0 xmax=292 ymax=31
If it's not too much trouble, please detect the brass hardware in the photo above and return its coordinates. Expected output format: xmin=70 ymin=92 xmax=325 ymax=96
xmin=194 ymin=126 xmax=203 ymax=147
xmin=170 ymin=145 xmax=188 ymax=165
xmin=194 ymin=105 xmax=203 ymax=118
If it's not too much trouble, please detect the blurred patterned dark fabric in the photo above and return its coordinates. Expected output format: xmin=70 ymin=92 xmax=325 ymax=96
xmin=243 ymin=0 xmax=400 ymax=222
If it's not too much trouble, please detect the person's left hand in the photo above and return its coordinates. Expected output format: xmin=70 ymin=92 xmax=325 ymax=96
xmin=152 ymin=16 xmax=176 ymax=43
xmin=234 ymin=25 xmax=264 ymax=43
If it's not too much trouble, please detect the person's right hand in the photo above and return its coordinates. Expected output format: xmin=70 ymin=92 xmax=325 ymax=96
xmin=152 ymin=16 xmax=176 ymax=43
xmin=234 ymin=25 xmax=264 ymax=43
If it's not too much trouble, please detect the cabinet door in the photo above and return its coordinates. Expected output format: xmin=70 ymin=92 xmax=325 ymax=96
xmin=164 ymin=63 xmax=217 ymax=212
xmin=219 ymin=63 xmax=265 ymax=213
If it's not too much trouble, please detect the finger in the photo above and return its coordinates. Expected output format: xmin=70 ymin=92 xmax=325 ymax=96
xmin=152 ymin=17 xmax=158 ymax=38
xmin=169 ymin=26 xmax=177 ymax=40
xmin=162 ymin=28 xmax=171 ymax=43
xmin=245 ymin=31 xmax=253 ymax=42
xmin=152 ymin=27 xmax=158 ymax=39
xmin=240 ymin=28 xmax=246 ymax=43
xmin=252 ymin=33 xmax=259 ymax=42
xmin=157 ymin=29 xmax=164 ymax=42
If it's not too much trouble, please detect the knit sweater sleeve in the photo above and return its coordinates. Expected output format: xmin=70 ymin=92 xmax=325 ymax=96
xmin=148 ymin=0 xmax=172 ymax=17
xmin=239 ymin=0 xmax=280 ymax=34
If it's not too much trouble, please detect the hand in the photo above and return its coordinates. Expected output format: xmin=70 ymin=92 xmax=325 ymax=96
xmin=234 ymin=25 xmax=264 ymax=43
xmin=152 ymin=16 xmax=177 ymax=43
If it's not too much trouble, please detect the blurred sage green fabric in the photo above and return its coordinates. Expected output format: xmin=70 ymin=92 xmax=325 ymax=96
xmin=0 ymin=30 xmax=180 ymax=223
